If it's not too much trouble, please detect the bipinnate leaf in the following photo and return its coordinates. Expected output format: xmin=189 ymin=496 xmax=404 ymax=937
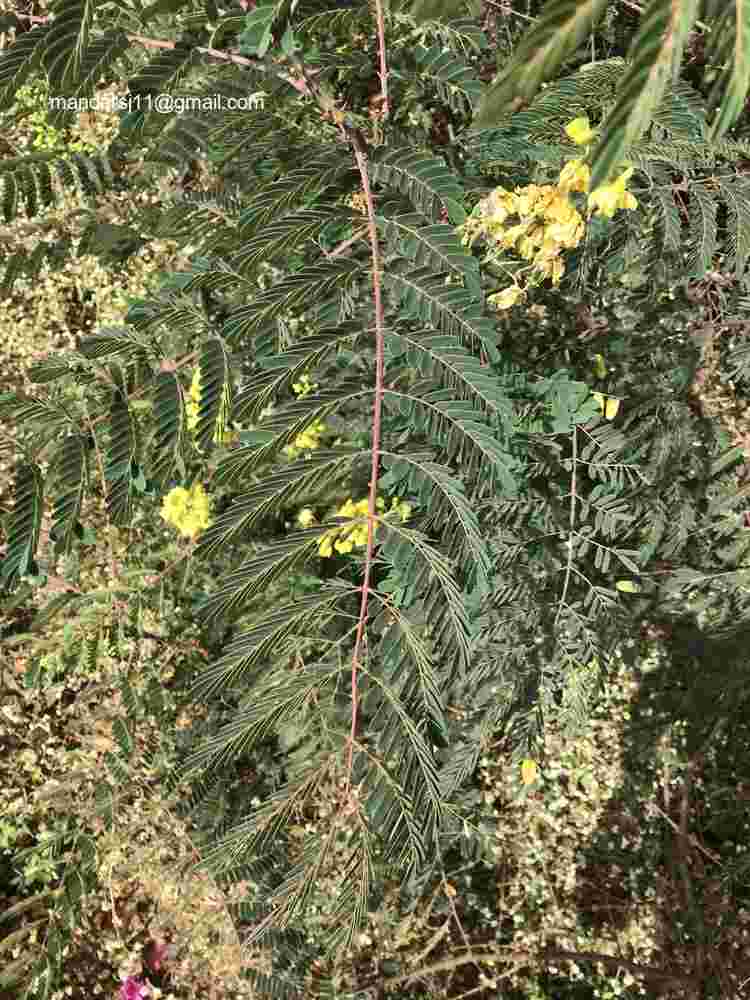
xmin=589 ymin=0 xmax=699 ymax=190
xmin=0 ymin=463 xmax=44 ymax=587
xmin=472 ymin=0 xmax=609 ymax=128
xmin=707 ymin=1 xmax=750 ymax=140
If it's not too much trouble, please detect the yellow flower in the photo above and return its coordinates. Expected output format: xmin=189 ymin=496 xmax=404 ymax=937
xmin=338 ymin=498 xmax=357 ymax=518
xmin=500 ymin=222 xmax=531 ymax=250
xmin=161 ymin=486 xmax=189 ymax=522
xmin=283 ymin=419 xmax=327 ymax=458
xmin=592 ymin=392 xmax=621 ymax=420
xmin=316 ymin=495 xmax=396 ymax=557
xmin=521 ymin=758 xmax=538 ymax=785
xmin=514 ymin=185 xmax=544 ymax=217
xmin=352 ymin=525 xmax=368 ymax=546
xmin=160 ymin=482 xmax=212 ymax=539
xmin=544 ymin=193 xmax=578 ymax=224
xmin=186 ymin=368 xmax=201 ymax=432
xmin=390 ymin=498 xmax=412 ymax=522
xmin=592 ymin=354 xmax=608 ymax=379
xmin=318 ymin=534 xmax=334 ymax=558
xmin=297 ymin=507 xmax=316 ymax=527
xmin=489 ymin=285 xmax=525 ymax=310
xmin=544 ymin=215 xmax=584 ymax=248
xmin=565 ymin=116 xmax=596 ymax=145
xmin=535 ymin=255 xmax=566 ymax=285
xmin=292 ymin=373 xmax=317 ymax=398
xmin=517 ymin=239 xmax=534 ymax=261
xmin=483 ymin=187 xmax=517 ymax=223
xmin=558 ymin=158 xmax=591 ymax=194
xmin=588 ymin=167 xmax=638 ymax=219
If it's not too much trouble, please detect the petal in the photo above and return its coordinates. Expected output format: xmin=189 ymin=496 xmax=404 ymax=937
xmin=564 ymin=117 xmax=595 ymax=145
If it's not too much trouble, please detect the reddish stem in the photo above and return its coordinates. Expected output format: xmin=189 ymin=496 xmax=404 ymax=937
xmin=346 ymin=134 xmax=385 ymax=791
xmin=373 ymin=0 xmax=389 ymax=117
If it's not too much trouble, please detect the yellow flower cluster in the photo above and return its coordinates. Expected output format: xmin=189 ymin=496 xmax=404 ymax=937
xmin=587 ymin=166 xmax=638 ymax=219
xmin=292 ymin=372 xmax=318 ymax=398
xmin=296 ymin=507 xmax=317 ymax=527
xmin=461 ymin=176 xmax=587 ymax=303
xmin=459 ymin=117 xmax=638 ymax=311
xmin=564 ymin=116 xmax=596 ymax=145
xmin=281 ymin=374 xmax=326 ymax=458
xmin=185 ymin=368 xmax=237 ymax=446
xmin=562 ymin=116 xmax=638 ymax=220
xmin=185 ymin=368 xmax=202 ymax=433
xmin=160 ymin=482 xmax=212 ymax=539
xmin=283 ymin=418 xmax=327 ymax=458
xmin=317 ymin=496 xmax=412 ymax=558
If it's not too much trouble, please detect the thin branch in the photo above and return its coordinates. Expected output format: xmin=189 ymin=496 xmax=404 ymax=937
xmin=373 ymin=0 xmax=389 ymax=118
xmin=346 ymin=128 xmax=385 ymax=792
xmin=12 ymin=14 xmax=314 ymax=95
xmin=650 ymin=801 xmax=721 ymax=864
xmin=322 ymin=226 xmax=369 ymax=259
xmin=555 ymin=424 xmax=578 ymax=626
xmin=381 ymin=944 xmax=692 ymax=990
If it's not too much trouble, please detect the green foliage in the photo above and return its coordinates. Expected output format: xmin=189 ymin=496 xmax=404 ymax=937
xmin=474 ymin=0 xmax=610 ymax=125
xmin=473 ymin=0 xmax=750 ymax=186
xmin=586 ymin=0 xmax=698 ymax=188
xmin=2 ymin=2 xmax=750 ymax=998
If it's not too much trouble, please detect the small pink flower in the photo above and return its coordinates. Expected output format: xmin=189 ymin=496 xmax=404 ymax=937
xmin=120 ymin=976 xmax=150 ymax=1000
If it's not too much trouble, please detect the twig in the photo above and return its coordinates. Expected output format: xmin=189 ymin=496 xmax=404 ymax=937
xmin=322 ymin=226 xmax=368 ymax=259
xmin=373 ymin=0 xmax=389 ymax=118
xmin=381 ymin=944 xmax=691 ymax=989
xmin=12 ymin=14 xmax=314 ymax=95
xmin=555 ymin=424 xmax=578 ymax=626
xmin=345 ymin=127 xmax=385 ymax=792
xmin=650 ymin=801 xmax=721 ymax=864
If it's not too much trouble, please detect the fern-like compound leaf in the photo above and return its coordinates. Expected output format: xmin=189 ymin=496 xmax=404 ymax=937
xmin=377 ymin=214 xmax=481 ymax=297
xmin=126 ymin=38 xmax=196 ymax=101
xmin=706 ymin=0 xmax=750 ymax=140
xmin=191 ymin=585 xmax=358 ymax=699
xmin=472 ymin=0 xmax=610 ymax=127
xmin=385 ymin=261 xmax=499 ymax=360
xmin=590 ymin=0 xmax=699 ymax=190
xmin=686 ymin=183 xmax=718 ymax=277
xmin=221 ymin=258 xmax=363 ymax=344
xmin=195 ymin=336 xmax=232 ymax=455
xmin=197 ymin=450 xmax=360 ymax=559
xmin=216 ymin=382 xmax=370 ymax=484
xmin=237 ymin=152 xmax=350 ymax=237
xmin=414 ymin=43 xmax=484 ymax=114
xmin=150 ymin=371 xmax=186 ymax=488
xmin=0 ymin=463 xmax=44 ymax=588
xmin=43 ymin=0 xmax=97 ymax=95
xmin=104 ymin=382 xmax=135 ymax=525
xmin=0 ymin=24 xmax=50 ymax=109
xmin=369 ymin=146 xmax=467 ymax=223
xmin=50 ymin=434 xmax=87 ymax=556
xmin=197 ymin=530 xmax=337 ymax=622
xmin=380 ymin=450 xmax=492 ymax=590
xmin=231 ymin=207 xmax=348 ymax=276
xmin=233 ymin=322 xmax=366 ymax=425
